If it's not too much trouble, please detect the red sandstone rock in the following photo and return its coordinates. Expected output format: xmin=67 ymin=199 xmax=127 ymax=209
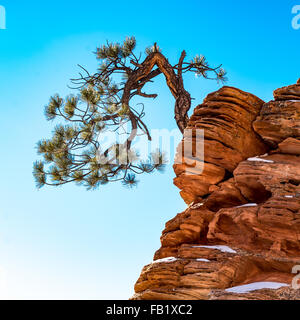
xmin=173 ymin=162 xmax=225 ymax=204
xmin=132 ymin=82 xmax=300 ymax=301
xmin=174 ymin=86 xmax=268 ymax=204
xmin=234 ymin=154 xmax=300 ymax=201
xmin=278 ymin=138 xmax=300 ymax=155
xmin=132 ymin=242 xmax=299 ymax=300
xmin=204 ymin=178 xmax=248 ymax=212
xmin=253 ymin=100 xmax=300 ymax=147
xmin=208 ymin=197 xmax=300 ymax=258
xmin=273 ymin=82 xmax=300 ymax=101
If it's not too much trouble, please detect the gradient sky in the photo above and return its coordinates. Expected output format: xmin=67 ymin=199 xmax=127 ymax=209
xmin=0 ymin=0 xmax=299 ymax=299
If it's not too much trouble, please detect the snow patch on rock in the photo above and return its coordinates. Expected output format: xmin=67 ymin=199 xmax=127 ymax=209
xmin=189 ymin=202 xmax=204 ymax=209
xmin=196 ymin=258 xmax=210 ymax=262
xmin=152 ymin=257 xmax=178 ymax=264
xmin=235 ymin=203 xmax=258 ymax=208
xmin=225 ymin=282 xmax=289 ymax=294
xmin=247 ymin=157 xmax=274 ymax=163
xmin=192 ymin=245 xmax=237 ymax=254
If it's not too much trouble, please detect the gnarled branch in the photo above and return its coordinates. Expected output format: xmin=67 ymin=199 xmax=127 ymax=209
xmin=34 ymin=37 xmax=227 ymax=189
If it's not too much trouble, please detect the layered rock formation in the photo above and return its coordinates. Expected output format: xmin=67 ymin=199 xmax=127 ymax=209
xmin=132 ymin=81 xmax=300 ymax=300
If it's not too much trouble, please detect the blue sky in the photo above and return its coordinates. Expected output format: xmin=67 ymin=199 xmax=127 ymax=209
xmin=0 ymin=0 xmax=299 ymax=299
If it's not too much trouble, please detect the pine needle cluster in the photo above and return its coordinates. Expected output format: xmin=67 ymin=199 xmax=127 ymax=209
xmin=34 ymin=37 xmax=226 ymax=190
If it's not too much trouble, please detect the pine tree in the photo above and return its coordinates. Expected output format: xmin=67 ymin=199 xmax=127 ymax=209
xmin=34 ymin=37 xmax=227 ymax=189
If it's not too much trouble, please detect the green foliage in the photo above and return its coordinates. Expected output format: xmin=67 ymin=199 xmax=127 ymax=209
xmin=191 ymin=55 xmax=227 ymax=82
xmin=80 ymin=86 xmax=100 ymax=105
xmin=64 ymin=96 xmax=78 ymax=118
xmin=34 ymin=36 xmax=227 ymax=190
xmin=33 ymin=161 xmax=46 ymax=188
xmin=96 ymin=36 xmax=136 ymax=60
xmin=122 ymin=173 xmax=138 ymax=188
xmin=217 ymin=68 xmax=227 ymax=81
xmin=145 ymin=44 xmax=161 ymax=55
xmin=44 ymin=95 xmax=63 ymax=120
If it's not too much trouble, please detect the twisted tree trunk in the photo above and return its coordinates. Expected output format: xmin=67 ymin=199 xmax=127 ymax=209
xmin=122 ymin=49 xmax=191 ymax=136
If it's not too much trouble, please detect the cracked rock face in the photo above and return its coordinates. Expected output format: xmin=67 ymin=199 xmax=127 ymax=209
xmin=132 ymin=81 xmax=300 ymax=300
xmin=174 ymin=86 xmax=268 ymax=204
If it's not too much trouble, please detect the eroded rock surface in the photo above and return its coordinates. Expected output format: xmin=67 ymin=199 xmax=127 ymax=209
xmin=132 ymin=81 xmax=300 ymax=300
xmin=174 ymin=86 xmax=268 ymax=204
xmin=253 ymin=82 xmax=300 ymax=147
